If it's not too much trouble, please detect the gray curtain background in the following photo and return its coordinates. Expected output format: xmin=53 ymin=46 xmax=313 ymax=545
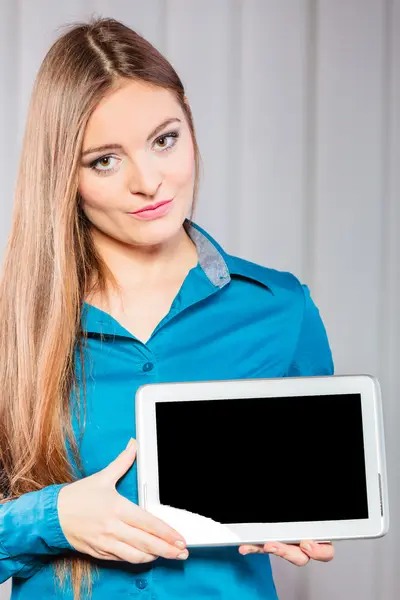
xmin=0 ymin=1 xmax=399 ymax=599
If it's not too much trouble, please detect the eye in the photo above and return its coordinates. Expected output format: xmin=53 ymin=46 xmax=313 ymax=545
xmin=89 ymin=155 xmax=119 ymax=175
xmin=153 ymin=131 xmax=180 ymax=152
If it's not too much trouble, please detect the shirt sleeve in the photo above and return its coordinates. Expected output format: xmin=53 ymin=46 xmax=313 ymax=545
xmin=287 ymin=284 xmax=334 ymax=377
xmin=0 ymin=483 xmax=75 ymax=582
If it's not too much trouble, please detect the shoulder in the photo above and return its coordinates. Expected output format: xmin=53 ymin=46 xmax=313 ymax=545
xmin=188 ymin=222 xmax=333 ymax=372
xmin=225 ymin=256 xmax=333 ymax=374
xmin=226 ymin=254 xmax=334 ymax=374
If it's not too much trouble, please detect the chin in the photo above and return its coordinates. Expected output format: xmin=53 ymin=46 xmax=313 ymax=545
xmin=130 ymin=214 xmax=187 ymax=247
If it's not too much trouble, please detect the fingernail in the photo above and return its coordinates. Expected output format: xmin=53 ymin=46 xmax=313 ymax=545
xmin=177 ymin=551 xmax=189 ymax=560
xmin=303 ymin=543 xmax=312 ymax=552
xmin=268 ymin=546 xmax=278 ymax=554
xmin=126 ymin=438 xmax=134 ymax=450
xmin=175 ymin=540 xmax=186 ymax=550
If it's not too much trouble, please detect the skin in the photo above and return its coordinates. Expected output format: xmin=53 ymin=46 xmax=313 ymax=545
xmin=78 ymin=78 xmax=335 ymax=566
xmin=78 ymin=79 xmax=198 ymax=290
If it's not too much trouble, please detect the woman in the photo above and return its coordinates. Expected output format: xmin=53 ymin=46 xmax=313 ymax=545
xmin=0 ymin=17 xmax=334 ymax=600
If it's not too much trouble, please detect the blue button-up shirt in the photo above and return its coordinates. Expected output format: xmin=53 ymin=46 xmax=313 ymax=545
xmin=1 ymin=221 xmax=333 ymax=599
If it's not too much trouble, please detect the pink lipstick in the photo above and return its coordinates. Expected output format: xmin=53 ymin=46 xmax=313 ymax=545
xmin=127 ymin=199 xmax=173 ymax=220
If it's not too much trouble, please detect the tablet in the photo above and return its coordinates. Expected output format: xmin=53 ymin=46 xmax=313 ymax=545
xmin=135 ymin=375 xmax=389 ymax=547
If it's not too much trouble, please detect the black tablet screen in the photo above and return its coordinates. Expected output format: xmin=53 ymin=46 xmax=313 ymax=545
xmin=155 ymin=393 xmax=369 ymax=523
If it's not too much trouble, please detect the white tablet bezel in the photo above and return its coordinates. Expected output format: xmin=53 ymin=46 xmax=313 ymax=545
xmin=135 ymin=375 xmax=389 ymax=547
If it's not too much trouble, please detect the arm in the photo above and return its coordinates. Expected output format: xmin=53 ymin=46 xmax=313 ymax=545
xmin=0 ymin=483 xmax=75 ymax=582
xmin=1 ymin=441 xmax=189 ymax=583
xmin=287 ymin=284 xmax=334 ymax=377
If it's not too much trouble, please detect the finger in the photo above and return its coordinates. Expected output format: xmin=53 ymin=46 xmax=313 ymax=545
xmin=300 ymin=540 xmax=335 ymax=562
xmin=105 ymin=539 xmax=158 ymax=564
xmin=112 ymin=521 xmax=189 ymax=561
xmin=263 ymin=542 xmax=310 ymax=566
xmin=239 ymin=544 xmax=265 ymax=555
xmin=81 ymin=542 xmax=138 ymax=563
xmin=88 ymin=547 xmax=123 ymax=561
xmin=100 ymin=438 xmax=137 ymax=485
xmin=118 ymin=496 xmax=186 ymax=549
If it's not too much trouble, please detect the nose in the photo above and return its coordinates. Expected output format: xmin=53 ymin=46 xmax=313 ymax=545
xmin=127 ymin=153 xmax=162 ymax=198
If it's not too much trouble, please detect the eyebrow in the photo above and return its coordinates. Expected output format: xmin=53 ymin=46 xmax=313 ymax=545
xmin=81 ymin=117 xmax=182 ymax=158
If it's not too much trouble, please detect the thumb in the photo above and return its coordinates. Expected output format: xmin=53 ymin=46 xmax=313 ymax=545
xmin=101 ymin=438 xmax=137 ymax=485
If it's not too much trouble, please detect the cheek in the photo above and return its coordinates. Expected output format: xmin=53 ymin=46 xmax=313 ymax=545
xmin=168 ymin=143 xmax=195 ymax=189
xmin=78 ymin=171 xmax=119 ymax=211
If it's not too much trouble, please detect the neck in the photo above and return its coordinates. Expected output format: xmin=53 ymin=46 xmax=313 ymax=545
xmin=89 ymin=223 xmax=198 ymax=293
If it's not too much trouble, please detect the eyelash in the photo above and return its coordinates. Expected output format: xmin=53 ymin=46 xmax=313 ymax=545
xmin=89 ymin=130 xmax=180 ymax=176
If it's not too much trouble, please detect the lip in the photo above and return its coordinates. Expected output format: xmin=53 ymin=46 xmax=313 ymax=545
xmin=127 ymin=198 xmax=174 ymax=221
xmin=130 ymin=199 xmax=173 ymax=214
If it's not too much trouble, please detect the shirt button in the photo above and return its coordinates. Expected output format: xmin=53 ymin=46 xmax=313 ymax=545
xmin=136 ymin=579 xmax=148 ymax=589
xmin=142 ymin=362 xmax=154 ymax=372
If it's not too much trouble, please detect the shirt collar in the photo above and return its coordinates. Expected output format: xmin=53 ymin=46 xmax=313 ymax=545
xmin=187 ymin=220 xmax=275 ymax=295
xmin=185 ymin=220 xmax=230 ymax=288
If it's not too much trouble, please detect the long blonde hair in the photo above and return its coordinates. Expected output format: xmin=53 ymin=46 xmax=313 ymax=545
xmin=0 ymin=16 xmax=200 ymax=599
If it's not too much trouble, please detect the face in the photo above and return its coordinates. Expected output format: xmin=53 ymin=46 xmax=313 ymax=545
xmin=78 ymin=79 xmax=195 ymax=248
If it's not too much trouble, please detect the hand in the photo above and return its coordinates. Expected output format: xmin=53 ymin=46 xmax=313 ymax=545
xmin=58 ymin=438 xmax=188 ymax=564
xmin=238 ymin=540 xmax=334 ymax=566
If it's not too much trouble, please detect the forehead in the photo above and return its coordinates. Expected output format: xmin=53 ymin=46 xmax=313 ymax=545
xmin=83 ymin=80 xmax=182 ymax=144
